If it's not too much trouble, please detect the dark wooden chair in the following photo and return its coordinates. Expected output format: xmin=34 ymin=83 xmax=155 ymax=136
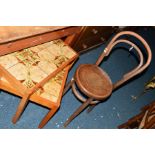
xmin=63 ymin=31 xmax=152 ymax=127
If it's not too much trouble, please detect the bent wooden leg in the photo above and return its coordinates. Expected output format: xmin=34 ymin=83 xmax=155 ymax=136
xmin=38 ymin=106 xmax=59 ymax=128
xmin=12 ymin=95 xmax=30 ymax=124
xmin=63 ymin=78 xmax=74 ymax=96
xmin=64 ymin=98 xmax=93 ymax=127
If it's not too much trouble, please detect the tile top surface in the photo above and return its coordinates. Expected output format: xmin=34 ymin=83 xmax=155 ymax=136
xmin=0 ymin=39 xmax=76 ymax=102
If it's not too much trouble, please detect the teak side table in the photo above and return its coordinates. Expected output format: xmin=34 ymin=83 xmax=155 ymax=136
xmin=0 ymin=26 xmax=80 ymax=128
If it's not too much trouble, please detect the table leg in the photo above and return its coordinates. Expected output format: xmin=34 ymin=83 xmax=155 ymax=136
xmin=38 ymin=106 xmax=59 ymax=128
xmin=12 ymin=94 xmax=30 ymax=124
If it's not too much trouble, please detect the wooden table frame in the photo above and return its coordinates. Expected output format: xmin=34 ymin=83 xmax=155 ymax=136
xmin=0 ymin=26 xmax=81 ymax=128
xmin=0 ymin=26 xmax=82 ymax=56
xmin=0 ymin=64 xmax=73 ymax=128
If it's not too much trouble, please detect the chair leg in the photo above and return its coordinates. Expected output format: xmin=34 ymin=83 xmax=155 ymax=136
xmin=38 ymin=106 xmax=59 ymax=128
xmin=64 ymin=98 xmax=93 ymax=127
xmin=12 ymin=95 xmax=30 ymax=124
xmin=87 ymin=104 xmax=96 ymax=113
xmin=63 ymin=78 xmax=74 ymax=96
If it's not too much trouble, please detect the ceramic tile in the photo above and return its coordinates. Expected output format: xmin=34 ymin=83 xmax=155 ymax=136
xmin=0 ymin=39 xmax=76 ymax=103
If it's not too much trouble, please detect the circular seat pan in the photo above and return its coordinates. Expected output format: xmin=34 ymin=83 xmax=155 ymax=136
xmin=74 ymin=64 xmax=113 ymax=100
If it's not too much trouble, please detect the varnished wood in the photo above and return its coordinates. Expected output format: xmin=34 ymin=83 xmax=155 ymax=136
xmin=64 ymin=98 xmax=93 ymax=127
xmin=0 ymin=65 xmax=27 ymax=93
xmin=0 ymin=29 xmax=79 ymax=128
xmin=0 ymin=26 xmax=68 ymax=44
xmin=63 ymin=79 xmax=74 ymax=96
xmin=118 ymin=112 xmax=145 ymax=129
xmin=63 ymin=31 xmax=152 ymax=127
xmin=54 ymin=64 xmax=74 ymax=106
xmin=38 ymin=106 xmax=59 ymax=128
xmin=0 ymin=26 xmax=81 ymax=56
xmin=28 ymin=52 xmax=78 ymax=96
xmin=0 ymin=81 xmax=55 ymax=108
xmin=88 ymin=33 xmax=152 ymax=112
xmin=64 ymin=32 xmax=82 ymax=47
xmin=118 ymin=101 xmax=155 ymax=129
xmin=75 ymin=64 xmax=113 ymax=100
xmin=38 ymin=56 xmax=75 ymax=129
xmin=37 ymin=36 xmax=78 ymax=128
xmin=72 ymin=26 xmax=116 ymax=52
xmin=12 ymin=94 xmax=30 ymax=123
xmin=11 ymin=66 xmax=71 ymax=126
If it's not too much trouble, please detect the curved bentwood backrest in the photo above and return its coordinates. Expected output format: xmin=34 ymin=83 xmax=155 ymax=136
xmin=96 ymin=31 xmax=152 ymax=90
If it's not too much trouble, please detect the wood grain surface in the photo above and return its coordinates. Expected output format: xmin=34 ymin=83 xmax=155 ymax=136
xmin=0 ymin=26 xmax=68 ymax=44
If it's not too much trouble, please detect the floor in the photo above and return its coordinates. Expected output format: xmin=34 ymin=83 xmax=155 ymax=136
xmin=0 ymin=27 xmax=155 ymax=129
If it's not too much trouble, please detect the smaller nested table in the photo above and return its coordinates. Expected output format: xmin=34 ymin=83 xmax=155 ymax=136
xmin=0 ymin=39 xmax=78 ymax=128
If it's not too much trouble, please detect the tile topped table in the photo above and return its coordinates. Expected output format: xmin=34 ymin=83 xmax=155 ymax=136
xmin=0 ymin=39 xmax=78 ymax=128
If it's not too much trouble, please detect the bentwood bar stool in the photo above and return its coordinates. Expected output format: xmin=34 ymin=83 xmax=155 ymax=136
xmin=63 ymin=31 xmax=152 ymax=127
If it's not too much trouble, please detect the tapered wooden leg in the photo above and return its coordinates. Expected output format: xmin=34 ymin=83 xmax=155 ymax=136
xmin=12 ymin=95 xmax=30 ymax=124
xmin=87 ymin=104 xmax=96 ymax=113
xmin=64 ymin=98 xmax=93 ymax=127
xmin=63 ymin=78 xmax=74 ymax=96
xmin=38 ymin=106 xmax=59 ymax=128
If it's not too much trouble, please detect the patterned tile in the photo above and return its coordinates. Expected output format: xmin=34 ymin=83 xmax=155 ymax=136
xmin=0 ymin=39 xmax=76 ymax=103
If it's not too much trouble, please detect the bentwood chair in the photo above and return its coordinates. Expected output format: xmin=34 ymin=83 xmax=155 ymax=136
xmin=63 ymin=31 xmax=152 ymax=127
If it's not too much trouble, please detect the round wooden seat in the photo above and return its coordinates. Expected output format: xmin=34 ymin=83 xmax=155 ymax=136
xmin=74 ymin=64 xmax=113 ymax=100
